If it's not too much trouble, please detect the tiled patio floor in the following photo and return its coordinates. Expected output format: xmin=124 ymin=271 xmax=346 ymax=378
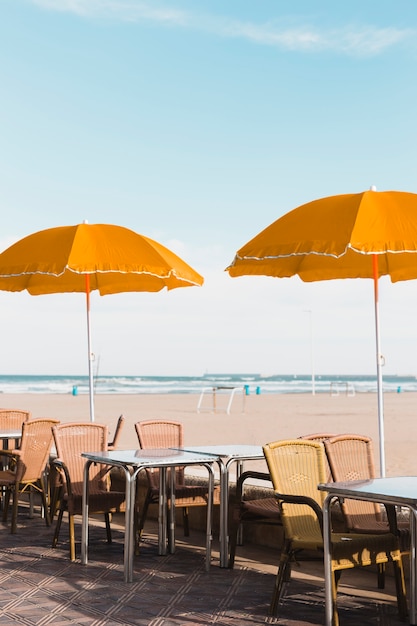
xmin=0 ymin=505 xmax=409 ymax=625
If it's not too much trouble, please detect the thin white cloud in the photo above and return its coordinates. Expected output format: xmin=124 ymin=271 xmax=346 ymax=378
xmin=30 ymin=0 xmax=415 ymax=57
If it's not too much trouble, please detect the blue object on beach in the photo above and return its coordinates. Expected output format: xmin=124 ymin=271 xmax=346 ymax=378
xmin=244 ymin=384 xmax=250 ymax=395
xmin=256 ymin=386 xmax=261 ymax=395
xmin=72 ymin=385 xmax=78 ymax=396
xmin=397 ymin=386 xmax=401 ymax=393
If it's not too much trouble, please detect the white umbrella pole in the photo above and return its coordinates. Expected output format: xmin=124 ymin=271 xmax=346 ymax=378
xmin=373 ymin=256 xmax=385 ymax=476
xmin=85 ymin=275 xmax=95 ymax=422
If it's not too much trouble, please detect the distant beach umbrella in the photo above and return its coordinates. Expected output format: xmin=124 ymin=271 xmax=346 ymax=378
xmin=226 ymin=188 xmax=417 ymax=476
xmin=0 ymin=222 xmax=204 ymax=422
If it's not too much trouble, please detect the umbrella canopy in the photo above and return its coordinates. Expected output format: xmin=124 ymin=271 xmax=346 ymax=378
xmin=0 ymin=222 xmax=204 ymax=421
xmin=226 ymin=188 xmax=417 ymax=476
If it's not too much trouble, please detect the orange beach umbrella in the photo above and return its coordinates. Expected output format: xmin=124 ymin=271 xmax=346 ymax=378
xmin=0 ymin=222 xmax=204 ymax=421
xmin=226 ymin=188 xmax=417 ymax=475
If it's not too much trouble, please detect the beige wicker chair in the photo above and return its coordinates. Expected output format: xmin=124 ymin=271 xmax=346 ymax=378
xmin=263 ymin=439 xmax=407 ymax=624
xmin=52 ymin=423 xmax=125 ymax=561
xmin=134 ymin=419 xmax=220 ymax=546
xmin=0 ymin=418 xmax=59 ymax=533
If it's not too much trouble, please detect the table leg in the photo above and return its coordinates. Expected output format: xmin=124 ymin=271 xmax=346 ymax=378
xmin=205 ymin=463 xmax=214 ymax=572
xmin=168 ymin=467 xmax=175 ymax=554
xmin=218 ymin=460 xmax=228 ymax=567
xmin=81 ymin=459 xmax=92 ymax=565
xmin=159 ymin=467 xmax=168 ymax=555
xmin=323 ymin=493 xmax=334 ymax=626
xmin=410 ymin=507 xmax=417 ymax=625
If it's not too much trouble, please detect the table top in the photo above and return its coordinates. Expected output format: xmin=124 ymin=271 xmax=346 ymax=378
xmin=173 ymin=444 xmax=264 ymax=459
xmin=319 ymin=476 xmax=417 ymax=507
xmin=0 ymin=429 xmax=22 ymax=440
xmin=81 ymin=448 xmax=219 ymax=468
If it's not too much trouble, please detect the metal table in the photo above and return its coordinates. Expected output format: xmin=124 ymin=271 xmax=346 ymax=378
xmin=0 ymin=429 xmax=22 ymax=449
xmin=319 ymin=477 xmax=417 ymax=625
xmin=81 ymin=448 xmax=216 ymax=582
xmin=174 ymin=444 xmax=265 ymax=567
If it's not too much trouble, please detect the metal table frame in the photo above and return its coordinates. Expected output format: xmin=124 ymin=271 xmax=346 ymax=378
xmin=319 ymin=477 xmax=417 ymax=625
xmin=0 ymin=429 xmax=22 ymax=449
xmin=81 ymin=448 xmax=216 ymax=582
xmin=173 ymin=444 xmax=265 ymax=567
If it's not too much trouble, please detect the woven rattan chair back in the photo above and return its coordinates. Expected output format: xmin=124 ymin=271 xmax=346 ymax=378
xmin=0 ymin=409 xmax=31 ymax=430
xmin=324 ymin=434 xmax=382 ymax=527
xmin=264 ymin=439 xmax=326 ymax=545
xmin=52 ymin=423 xmax=109 ymax=498
xmin=135 ymin=419 xmax=185 ymax=489
xmin=299 ymin=433 xmax=337 ymax=482
xmin=0 ymin=409 xmax=31 ymax=450
xmin=0 ymin=418 xmax=59 ymax=532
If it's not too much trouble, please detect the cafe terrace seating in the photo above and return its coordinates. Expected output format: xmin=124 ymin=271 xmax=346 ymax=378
xmin=262 ymin=439 xmax=408 ymax=625
xmin=134 ymin=419 xmax=220 ymax=548
xmin=51 ymin=423 xmax=125 ymax=561
xmin=324 ymin=433 xmax=411 ymax=589
xmin=0 ymin=418 xmax=59 ymax=533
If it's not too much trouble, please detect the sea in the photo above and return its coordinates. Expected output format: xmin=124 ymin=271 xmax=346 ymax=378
xmin=0 ymin=373 xmax=416 ymax=395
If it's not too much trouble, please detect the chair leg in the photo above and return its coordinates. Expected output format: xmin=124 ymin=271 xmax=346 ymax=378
xmin=377 ymin=563 xmax=386 ymax=589
xmin=331 ymin=571 xmax=340 ymax=626
xmin=69 ymin=513 xmax=76 ymax=561
xmin=41 ymin=487 xmax=51 ymax=526
xmin=182 ymin=507 xmax=190 ymax=536
xmin=2 ymin=488 xmax=11 ymax=523
xmin=270 ymin=541 xmax=292 ymax=616
xmin=136 ymin=490 xmax=152 ymax=553
xmin=392 ymin=557 xmax=408 ymax=620
xmin=104 ymin=513 xmax=112 ymax=543
xmin=52 ymin=508 xmax=64 ymax=547
xmin=11 ymin=487 xmax=19 ymax=534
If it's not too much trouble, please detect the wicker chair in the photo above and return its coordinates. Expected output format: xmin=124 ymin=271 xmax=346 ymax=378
xmin=134 ymin=419 xmax=220 ymax=546
xmin=263 ymin=439 xmax=407 ymax=624
xmin=0 ymin=408 xmax=31 ymax=452
xmin=324 ymin=434 xmax=410 ymax=588
xmin=0 ymin=418 xmax=59 ymax=533
xmin=51 ymin=423 xmax=125 ymax=561
xmin=228 ymin=470 xmax=281 ymax=568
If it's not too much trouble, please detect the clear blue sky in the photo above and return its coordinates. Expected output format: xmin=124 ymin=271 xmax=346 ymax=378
xmin=1 ymin=0 xmax=417 ymax=377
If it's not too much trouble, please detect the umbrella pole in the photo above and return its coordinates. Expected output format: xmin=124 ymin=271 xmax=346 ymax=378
xmin=85 ymin=275 xmax=95 ymax=422
xmin=373 ymin=255 xmax=385 ymax=476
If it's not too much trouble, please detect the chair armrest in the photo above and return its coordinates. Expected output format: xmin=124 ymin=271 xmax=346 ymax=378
xmin=274 ymin=491 xmax=324 ymax=533
xmin=235 ymin=470 xmax=273 ymax=501
xmin=51 ymin=458 xmax=73 ymax=496
xmin=0 ymin=449 xmax=20 ymax=459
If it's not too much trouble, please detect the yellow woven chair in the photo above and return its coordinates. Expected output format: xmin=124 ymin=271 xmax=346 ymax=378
xmin=52 ymin=423 xmax=125 ymax=561
xmin=263 ymin=439 xmax=407 ymax=625
xmin=0 ymin=418 xmax=59 ymax=533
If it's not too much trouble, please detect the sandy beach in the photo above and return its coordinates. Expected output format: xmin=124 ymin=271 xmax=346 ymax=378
xmin=2 ymin=389 xmax=417 ymax=477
